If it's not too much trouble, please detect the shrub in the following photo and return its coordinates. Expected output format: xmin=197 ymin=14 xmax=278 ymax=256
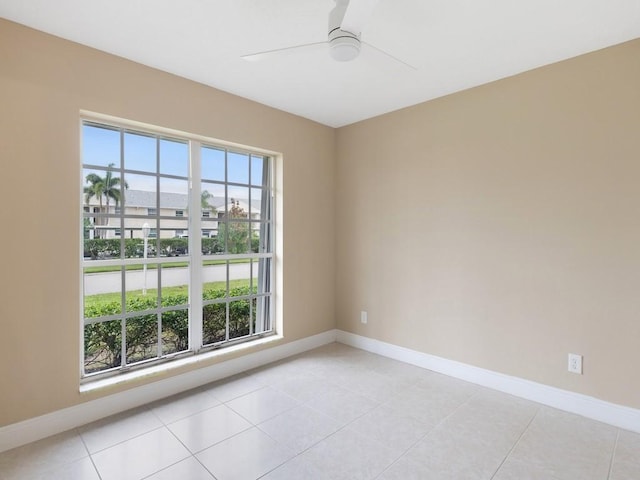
xmin=84 ymin=237 xmax=226 ymax=258
xmin=84 ymin=286 xmax=253 ymax=374
xmin=84 ymin=239 xmax=120 ymax=259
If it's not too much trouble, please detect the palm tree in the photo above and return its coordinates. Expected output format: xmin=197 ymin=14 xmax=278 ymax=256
xmin=201 ymin=190 xmax=217 ymax=216
xmin=101 ymin=165 xmax=126 ymax=213
xmin=84 ymin=163 xmax=127 ymax=238
xmin=201 ymin=190 xmax=212 ymax=209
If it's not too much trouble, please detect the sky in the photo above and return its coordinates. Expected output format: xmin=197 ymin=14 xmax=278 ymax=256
xmin=82 ymin=122 xmax=265 ymax=202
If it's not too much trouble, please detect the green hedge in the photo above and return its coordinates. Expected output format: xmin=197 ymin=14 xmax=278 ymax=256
xmin=84 ymin=286 xmax=254 ymax=374
xmin=84 ymin=236 xmax=261 ymax=259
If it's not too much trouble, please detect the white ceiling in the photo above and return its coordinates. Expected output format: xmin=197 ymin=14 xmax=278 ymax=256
xmin=1 ymin=0 xmax=640 ymax=127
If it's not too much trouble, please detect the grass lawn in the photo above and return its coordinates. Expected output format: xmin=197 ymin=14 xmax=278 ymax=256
xmin=84 ymin=278 xmax=251 ymax=308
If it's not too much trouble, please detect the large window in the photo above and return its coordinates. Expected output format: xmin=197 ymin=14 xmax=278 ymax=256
xmin=81 ymin=119 xmax=275 ymax=379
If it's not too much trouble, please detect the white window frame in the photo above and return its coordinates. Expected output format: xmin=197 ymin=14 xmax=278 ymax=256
xmin=80 ymin=114 xmax=278 ymax=382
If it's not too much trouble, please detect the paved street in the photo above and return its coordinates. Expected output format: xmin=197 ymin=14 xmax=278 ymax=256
xmin=83 ymin=263 xmax=251 ymax=295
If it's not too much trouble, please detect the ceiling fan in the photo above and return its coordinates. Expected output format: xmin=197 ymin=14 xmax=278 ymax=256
xmin=242 ymin=0 xmax=414 ymax=69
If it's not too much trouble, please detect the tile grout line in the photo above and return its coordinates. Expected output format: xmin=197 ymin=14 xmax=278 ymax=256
xmin=372 ymin=386 xmax=483 ymax=479
xmin=82 ymin=423 xmax=168 ymax=456
xmin=606 ymin=428 xmax=620 ymax=480
xmin=488 ymin=405 xmax=541 ymax=480
xmin=76 ymin=427 xmax=104 ymax=480
xmin=170 ymin=351 xmax=343 ymax=478
xmin=134 ymin=428 xmax=218 ymax=480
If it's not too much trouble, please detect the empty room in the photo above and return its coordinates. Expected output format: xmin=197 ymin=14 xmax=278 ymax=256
xmin=1 ymin=1 xmax=639 ymax=479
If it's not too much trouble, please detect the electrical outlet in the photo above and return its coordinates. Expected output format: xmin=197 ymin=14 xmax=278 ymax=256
xmin=568 ymin=353 xmax=583 ymax=374
xmin=360 ymin=311 xmax=368 ymax=324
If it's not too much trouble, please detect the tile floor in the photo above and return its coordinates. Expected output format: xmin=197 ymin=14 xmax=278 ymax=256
xmin=1 ymin=343 xmax=639 ymax=480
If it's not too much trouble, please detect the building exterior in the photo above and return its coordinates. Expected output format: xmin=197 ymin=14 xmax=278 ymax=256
xmin=84 ymin=190 xmax=261 ymax=240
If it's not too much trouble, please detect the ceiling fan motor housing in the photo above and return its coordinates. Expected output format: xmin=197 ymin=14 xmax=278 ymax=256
xmin=329 ymin=0 xmax=361 ymax=61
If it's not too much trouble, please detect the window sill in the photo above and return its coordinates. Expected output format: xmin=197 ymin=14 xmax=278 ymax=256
xmin=80 ymin=334 xmax=283 ymax=394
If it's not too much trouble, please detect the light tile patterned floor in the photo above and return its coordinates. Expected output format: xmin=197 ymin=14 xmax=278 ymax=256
xmin=1 ymin=343 xmax=639 ymax=480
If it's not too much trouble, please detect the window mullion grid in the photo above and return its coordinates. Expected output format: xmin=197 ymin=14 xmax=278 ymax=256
xmin=249 ymin=258 xmax=254 ymax=336
xmin=119 ymin=128 xmax=128 ymax=369
xmin=225 ymin=300 xmax=230 ymax=343
xmin=190 ymin=141 xmax=203 ymax=352
xmin=224 ymin=149 xmax=229 ymax=255
xmin=156 ymin=137 xmax=163 ymax=360
xmin=267 ymin=158 xmax=275 ymax=332
xmin=223 ymin=149 xmax=230 ymax=342
xmin=81 ymin=119 xmax=275 ymax=380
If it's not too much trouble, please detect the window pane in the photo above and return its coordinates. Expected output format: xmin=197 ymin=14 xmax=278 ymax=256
xmin=201 ymin=186 xmax=222 ymax=214
xmin=124 ymin=131 xmax=156 ymax=173
xmin=256 ymin=258 xmax=272 ymax=296
xmin=160 ymin=261 xmax=189 ymax=307
xmin=84 ymin=319 xmax=122 ymax=374
xmin=84 ymin=267 xmax=122 ymax=316
xmin=255 ymin=295 xmax=271 ymax=333
xmin=201 ymin=219 xmax=222 ymax=255
xmin=203 ymin=260 xmax=228 ymax=300
xmin=124 ymin=173 xmax=156 ymax=206
xmin=162 ymin=309 xmax=189 ymax=355
xmin=120 ymin=218 xmax=157 ymax=258
xmin=160 ymin=178 xmax=188 ymax=215
xmin=126 ymin=263 xmax=158 ymax=312
xmin=229 ymin=299 xmax=250 ymax=340
xmin=202 ymin=146 xmax=225 ymax=181
xmin=160 ymin=263 xmax=189 ymax=304
xmin=83 ymin=221 xmax=121 ymax=260
xmin=131 ymin=219 xmax=158 ymax=258
xmin=82 ymin=124 xmax=120 ymax=168
xmin=82 ymin=166 xmax=126 ymax=217
xmin=249 ymin=187 xmax=264 ymax=220
xmin=201 ymin=181 xmax=225 ymax=216
xmin=203 ymin=302 xmax=226 ymax=345
xmin=228 ymin=151 xmax=249 ymax=184
xmin=250 ymin=155 xmax=264 ymax=186
xmin=250 ymin=223 xmax=260 ymax=254
xmin=250 ymin=259 xmax=259 ymax=294
xmin=224 ymin=222 xmax=250 ymax=254
xmin=228 ymin=186 xmax=250 ymax=210
xmin=162 ymin=227 xmax=189 ymax=256
xmin=160 ymin=138 xmax=188 ymax=177
xmin=126 ymin=314 xmax=158 ymax=364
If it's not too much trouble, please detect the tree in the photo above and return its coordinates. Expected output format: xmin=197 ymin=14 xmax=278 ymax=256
xmin=83 ymin=163 xmax=127 ymax=238
xmin=219 ymin=199 xmax=250 ymax=253
xmin=201 ymin=189 xmax=217 ymax=216
xmin=201 ymin=190 xmax=213 ymax=209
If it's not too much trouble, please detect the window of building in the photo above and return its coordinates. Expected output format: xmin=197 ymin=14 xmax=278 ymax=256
xmin=81 ymin=118 xmax=275 ymax=380
xmin=202 ymin=210 xmax=210 ymax=218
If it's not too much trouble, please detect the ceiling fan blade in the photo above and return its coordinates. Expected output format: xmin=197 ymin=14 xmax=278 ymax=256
xmin=362 ymin=42 xmax=417 ymax=70
xmin=242 ymin=42 xmax=327 ymax=62
xmin=341 ymin=0 xmax=381 ymax=34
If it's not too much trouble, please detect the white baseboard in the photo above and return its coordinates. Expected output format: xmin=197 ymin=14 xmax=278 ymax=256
xmin=336 ymin=330 xmax=640 ymax=434
xmin=4 ymin=328 xmax=637 ymax=454
xmin=0 ymin=329 xmax=337 ymax=453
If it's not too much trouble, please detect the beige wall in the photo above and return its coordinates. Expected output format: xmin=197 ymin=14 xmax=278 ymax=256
xmin=0 ymin=19 xmax=335 ymax=427
xmin=336 ymin=39 xmax=640 ymax=409
xmin=2 ymin=16 xmax=639 ymax=428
